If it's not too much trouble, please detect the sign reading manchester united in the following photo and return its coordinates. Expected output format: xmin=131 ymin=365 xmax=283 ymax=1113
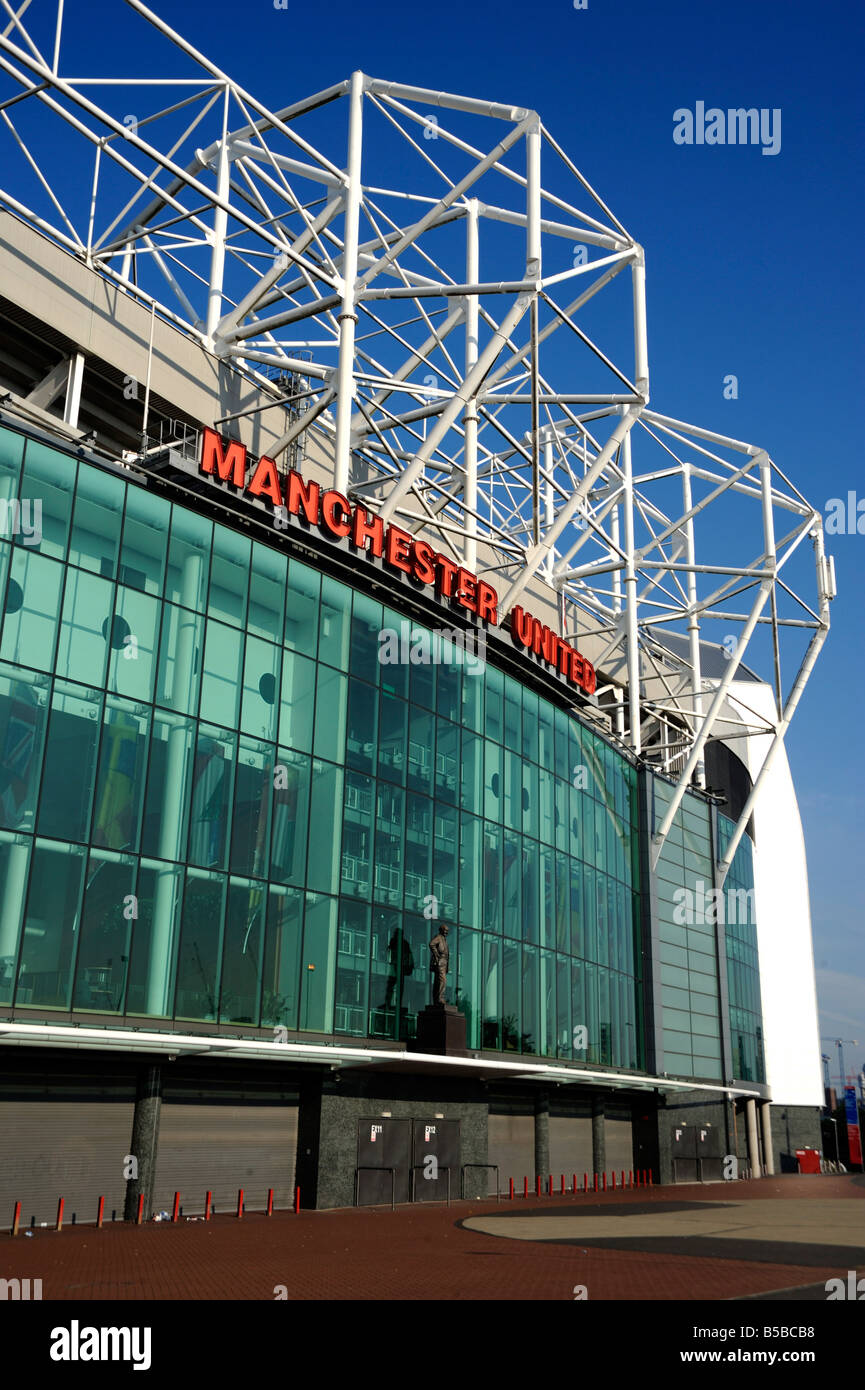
xmin=199 ymin=428 xmax=596 ymax=697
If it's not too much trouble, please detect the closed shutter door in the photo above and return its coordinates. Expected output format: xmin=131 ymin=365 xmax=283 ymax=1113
xmin=0 ymin=1097 xmax=134 ymax=1228
xmin=605 ymin=1107 xmax=634 ymax=1172
xmin=487 ymin=1112 xmax=534 ymax=1187
xmin=549 ymin=1113 xmax=593 ymax=1178
xmin=153 ymin=1101 xmax=298 ymax=1216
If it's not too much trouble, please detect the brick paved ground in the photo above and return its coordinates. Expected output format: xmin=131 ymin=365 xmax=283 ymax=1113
xmin=1 ymin=1175 xmax=862 ymax=1301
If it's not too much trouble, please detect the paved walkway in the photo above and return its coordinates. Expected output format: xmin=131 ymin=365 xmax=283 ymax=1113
xmin=1 ymin=1175 xmax=862 ymax=1301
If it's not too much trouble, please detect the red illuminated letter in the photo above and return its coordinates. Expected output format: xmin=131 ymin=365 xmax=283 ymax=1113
xmin=200 ymin=427 xmax=246 ymax=488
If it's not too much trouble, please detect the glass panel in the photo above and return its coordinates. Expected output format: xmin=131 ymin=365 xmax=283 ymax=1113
xmin=404 ymin=792 xmax=432 ymax=914
xmin=409 ymin=639 xmax=435 ymax=710
xmin=521 ymin=687 xmax=538 ymax=763
xmin=119 ymin=486 xmax=169 ymax=594
xmin=306 ymin=759 xmax=343 ymax=893
xmin=140 ymin=712 xmax=195 ymax=862
xmin=108 ymin=586 xmax=159 ymax=701
xmin=1 ymin=549 xmax=64 ymax=673
xmin=502 ymin=829 xmax=520 ymax=939
xmin=484 ymin=739 xmax=501 ymax=821
xmin=521 ymin=837 xmax=539 ymax=944
xmin=350 ymin=592 xmax=383 ymax=686
xmin=37 ymin=680 xmax=102 ymax=843
xmin=300 ymin=892 xmax=337 ymax=1031
xmin=315 ymin=665 xmax=348 ymax=763
xmin=219 ymin=878 xmax=265 ymax=1024
xmin=126 ymin=858 xmax=182 ymax=1016
xmin=460 ymin=656 xmax=482 ymax=732
xmin=556 ymin=957 xmax=571 ymax=1058
xmin=156 ymin=603 xmax=203 ymax=716
xmin=369 ymin=907 xmax=401 ymax=1039
xmin=284 ymin=560 xmax=319 ymax=655
xmin=240 ymin=634 xmax=280 ymax=742
xmin=207 ymin=524 xmax=249 ymax=627
xmin=407 ymin=706 xmax=432 ymax=794
xmin=482 ymin=934 xmax=501 ymax=1049
xmin=261 ymin=885 xmax=302 ymax=1029
xmin=378 ymin=691 xmax=407 ymax=785
xmin=436 ymin=639 xmax=461 ymax=723
xmin=187 ymin=725 xmax=235 ymax=870
xmin=0 ymin=665 xmax=49 ymax=832
xmin=230 ymin=739 xmax=273 ymax=879
xmin=503 ymin=677 xmax=521 ymax=748
xmin=279 ymin=649 xmax=314 ymax=753
xmin=435 ymin=716 xmax=458 ymax=804
xmin=91 ymin=698 xmax=150 ymax=853
xmin=483 ymin=821 xmax=501 ymax=933
xmin=71 ymin=850 xmax=135 ymax=1012
xmin=318 ymin=576 xmax=352 ymax=669
xmin=0 ymin=427 xmax=24 ymax=503
xmin=19 ymin=441 xmax=76 ymax=561
xmin=0 ymin=833 xmax=30 ymax=1002
xmin=200 ymin=619 xmax=243 ymax=728
xmin=397 ymin=913 xmax=428 ymax=1039
xmin=55 ymin=568 xmax=114 ymax=687
xmin=341 ymin=770 xmax=374 ymax=900
xmin=165 ymin=507 xmax=211 ymax=611
xmin=458 ymin=812 xmax=482 ymax=929
xmin=270 ymin=750 xmax=309 ymax=886
xmin=433 ymin=802 xmax=457 ymax=921
xmin=248 ymin=542 xmax=286 ymax=641
xmin=379 ymin=608 xmax=408 ymax=698
xmin=346 ymin=677 xmax=376 ymax=774
xmin=174 ymin=869 xmax=225 ymax=1019
xmin=540 ymin=949 xmax=557 ymax=1057
xmin=16 ymin=839 xmax=85 ymax=1009
xmin=374 ymin=781 xmax=403 ymax=908
xmin=456 ymin=925 xmax=481 ymax=1049
xmin=484 ymin=665 xmax=503 ymax=742
xmin=69 ymin=466 xmax=124 ymax=576
xmin=501 ymin=941 xmax=520 ymax=1051
xmin=335 ymin=898 xmax=370 ymax=1035
xmin=538 ymin=700 xmax=554 ymax=770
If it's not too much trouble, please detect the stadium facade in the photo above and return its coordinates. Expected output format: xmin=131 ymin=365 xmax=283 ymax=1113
xmin=0 ymin=7 xmax=833 ymax=1218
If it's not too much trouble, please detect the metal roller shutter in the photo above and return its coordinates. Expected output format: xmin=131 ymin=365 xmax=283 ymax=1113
xmin=0 ymin=1095 xmax=135 ymax=1229
xmin=487 ymin=1110 xmax=534 ymax=1189
xmin=605 ymin=1105 xmax=634 ymax=1173
xmin=152 ymin=1099 xmax=298 ymax=1216
xmin=549 ymin=1112 xmax=593 ymax=1179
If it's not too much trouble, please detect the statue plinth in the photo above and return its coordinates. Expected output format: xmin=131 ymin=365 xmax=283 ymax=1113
xmin=410 ymin=1003 xmax=468 ymax=1057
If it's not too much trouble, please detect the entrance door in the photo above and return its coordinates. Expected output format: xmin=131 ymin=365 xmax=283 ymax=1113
xmin=697 ymin=1123 xmax=722 ymax=1181
xmin=356 ymin=1118 xmax=410 ymax=1205
xmin=671 ymin=1124 xmax=698 ymax=1182
xmin=411 ymin=1119 xmax=459 ymax=1202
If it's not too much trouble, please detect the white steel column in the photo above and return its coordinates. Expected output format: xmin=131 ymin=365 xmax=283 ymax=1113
xmin=622 ymin=426 xmax=640 ymax=753
xmin=760 ymin=1103 xmax=775 ymax=1177
xmin=745 ymin=1098 xmax=762 ymax=1178
xmin=63 ymin=351 xmax=84 ymax=428
xmin=682 ymin=459 xmax=705 ymax=787
xmin=610 ymin=493 xmax=625 ymax=737
xmin=463 ymin=197 xmax=479 ymax=571
xmin=205 ymin=89 xmax=230 ymax=343
xmin=632 ymin=245 xmax=649 ymax=400
xmin=334 ymin=69 xmax=364 ymax=495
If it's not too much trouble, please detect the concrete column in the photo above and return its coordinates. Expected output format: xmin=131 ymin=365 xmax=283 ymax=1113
xmin=534 ymin=1089 xmax=550 ymax=1183
xmin=760 ymin=1102 xmax=775 ymax=1176
xmin=124 ymin=1064 xmax=162 ymax=1221
xmin=592 ymin=1095 xmax=606 ymax=1179
xmin=745 ymin=1098 xmax=762 ymax=1179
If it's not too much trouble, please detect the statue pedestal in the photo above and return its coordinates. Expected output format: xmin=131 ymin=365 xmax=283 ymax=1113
xmin=410 ymin=1004 xmax=468 ymax=1057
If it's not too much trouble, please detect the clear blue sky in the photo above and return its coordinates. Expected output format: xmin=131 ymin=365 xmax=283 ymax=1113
xmin=23 ymin=0 xmax=865 ymax=1078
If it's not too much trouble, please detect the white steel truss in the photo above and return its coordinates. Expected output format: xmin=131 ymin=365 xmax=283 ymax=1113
xmin=0 ymin=0 xmax=834 ymax=872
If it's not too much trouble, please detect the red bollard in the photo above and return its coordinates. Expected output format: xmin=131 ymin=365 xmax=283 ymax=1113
xmin=548 ymin=1174 xmax=553 ymax=1196
xmin=649 ymin=1170 xmax=653 ymax=1186
xmin=97 ymin=1196 xmax=105 ymax=1229
xmin=204 ymin=1191 xmax=212 ymax=1221
xmin=621 ymin=1170 xmax=625 ymax=1189
xmin=136 ymin=1194 xmax=144 ymax=1226
xmin=584 ymin=1173 xmax=589 ymax=1193
xmin=509 ymin=1178 xmax=514 ymax=1201
xmin=612 ymin=1170 xmax=616 ymax=1190
xmin=535 ymin=1175 xmax=542 ymax=1197
xmin=11 ymin=1201 xmax=21 ymax=1237
xmin=266 ymin=1188 xmax=274 ymax=1216
xmin=561 ymin=1174 xmax=566 ymax=1195
xmin=628 ymin=1169 xmax=633 ymax=1189
xmin=602 ymin=1173 xmax=607 ymax=1192
xmin=593 ymin=1172 xmax=598 ymax=1192
xmin=523 ymin=1176 xmax=528 ymax=1199
xmin=172 ymin=1192 xmax=180 ymax=1223
xmin=294 ymin=1186 xmax=300 ymax=1215
xmin=572 ymin=1174 xmax=577 ymax=1195
xmin=56 ymin=1197 xmax=64 ymax=1232
xmin=237 ymin=1189 xmax=244 ymax=1219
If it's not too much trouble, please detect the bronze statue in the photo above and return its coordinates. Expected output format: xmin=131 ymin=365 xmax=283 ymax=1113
xmin=429 ymin=923 xmax=450 ymax=1006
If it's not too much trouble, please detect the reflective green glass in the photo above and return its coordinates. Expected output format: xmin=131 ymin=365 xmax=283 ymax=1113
xmin=341 ymin=770 xmax=373 ymax=900
xmin=300 ymin=892 xmax=336 ymax=1031
xmin=230 ymin=739 xmax=273 ymax=879
xmin=538 ymin=700 xmax=554 ymax=770
xmin=539 ymin=845 xmax=555 ymax=949
xmin=503 ymin=676 xmax=521 ymax=747
xmin=483 ymin=820 xmax=501 ymax=933
xmin=315 ymin=665 xmax=348 ymax=763
xmin=484 ymin=739 xmax=501 ymax=820
xmin=571 ymin=960 xmax=587 ymax=1060
xmin=56 ymin=568 xmax=114 ymax=686
xmin=261 ymin=885 xmax=302 ymax=1028
xmin=502 ymin=829 xmax=520 ymax=938
xmin=377 ymin=691 xmax=407 ymax=785
xmin=482 ymin=935 xmax=501 ymax=1049
xmin=335 ymin=898 xmax=370 ymax=1035
xmin=306 ymin=760 xmax=343 ymax=893
xmin=460 ymin=657 xmax=482 ymax=732
xmin=435 ymin=716 xmax=458 ymax=803
xmin=125 ymin=858 xmax=182 ymax=1016
xmin=398 ymin=912 xmax=429 ymax=1038
xmin=458 ymin=812 xmax=482 ymax=929
xmin=540 ymin=949 xmax=556 ymax=1057
xmin=501 ymin=941 xmax=520 ymax=1051
xmin=279 ymin=649 xmax=314 ymax=753
xmin=92 ymin=698 xmax=150 ymax=853
xmin=241 ymin=635 xmax=280 ymax=742
xmin=200 ymin=619 xmax=243 ymax=728
xmin=187 ymin=725 xmax=235 ymax=870
xmin=0 ymin=427 xmax=24 ymax=502
xmin=140 ymin=712 xmax=194 ymax=862
xmin=522 ymin=759 xmax=538 ymax=839
xmin=521 ymin=838 xmax=539 ymax=944
xmin=220 ymin=878 xmax=265 ymax=1024
xmin=348 ymin=591 xmax=382 ymax=685
xmin=37 ymin=680 xmax=102 ymax=842
xmin=1 ymin=548 xmax=64 ymax=672
xmin=409 ymin=642 xmax=435 ymax=710
xmin=284 ymin=560 xmax=319 ymax=655
xmin=456 ymin=925 xmax=481 ymax=1049
xmin=17 ymin=839 xmax=86 ymax=1009
xmin=433 ymin=801 xmax=457 ymax=920
xmin=69 ymin=466 xmax=124 ymax=576
xmin=0 ymin=834 xmax=30 ymax=1001
xmin=248 ymin=542 xmax=286 ymax=641
xmin=407 ymin=705 xmax=432 ymax=794
xmin=166 ymin=507 xmax=211 ymax=611
xmin=484 ymin=665 xmax=503 ymax=742
xmin=319 ymin=576 xmax=352 ymax=669
xmin=0 ymin=665 xmax=49 ymax=832
xmin=174 ymin=869 xmax=225 ymax=1019
xmin=373 ymin=781 xmax=403 ymax=907
xmin=503 ymin=747 xmax=521 ymax=831
xmin=379 ymin=608 xmax=408 ymax=698
xmin=119 ymin=486 xmax=169 ymax=594
xmin=156 ymin=603 xmax=203 ymax=716
xmin=404 ymin=792 xmax=431 ymax=914
xmin=108 ymin=586 xmax=159 ymax=701
xmin=369 ymin=907 xmax=402 ymax=1039
xmin=19 ymin=441 xmax=76 ymax=560
xmin=460 ymin=728 xmax=483 ymax=810
xmin=270 ymin=750 xmax=309 ymax=886
xmin=436 ymin=644 xmax=460 ymax=723
xmin=208 ymin=524 xmax=249 ymax=628
xmin=71 ymin=850 xmax=135 ymax=1012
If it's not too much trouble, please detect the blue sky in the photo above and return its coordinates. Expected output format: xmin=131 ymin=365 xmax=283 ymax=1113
xmin=13 ymin=0 xmax=865 ymax=1079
